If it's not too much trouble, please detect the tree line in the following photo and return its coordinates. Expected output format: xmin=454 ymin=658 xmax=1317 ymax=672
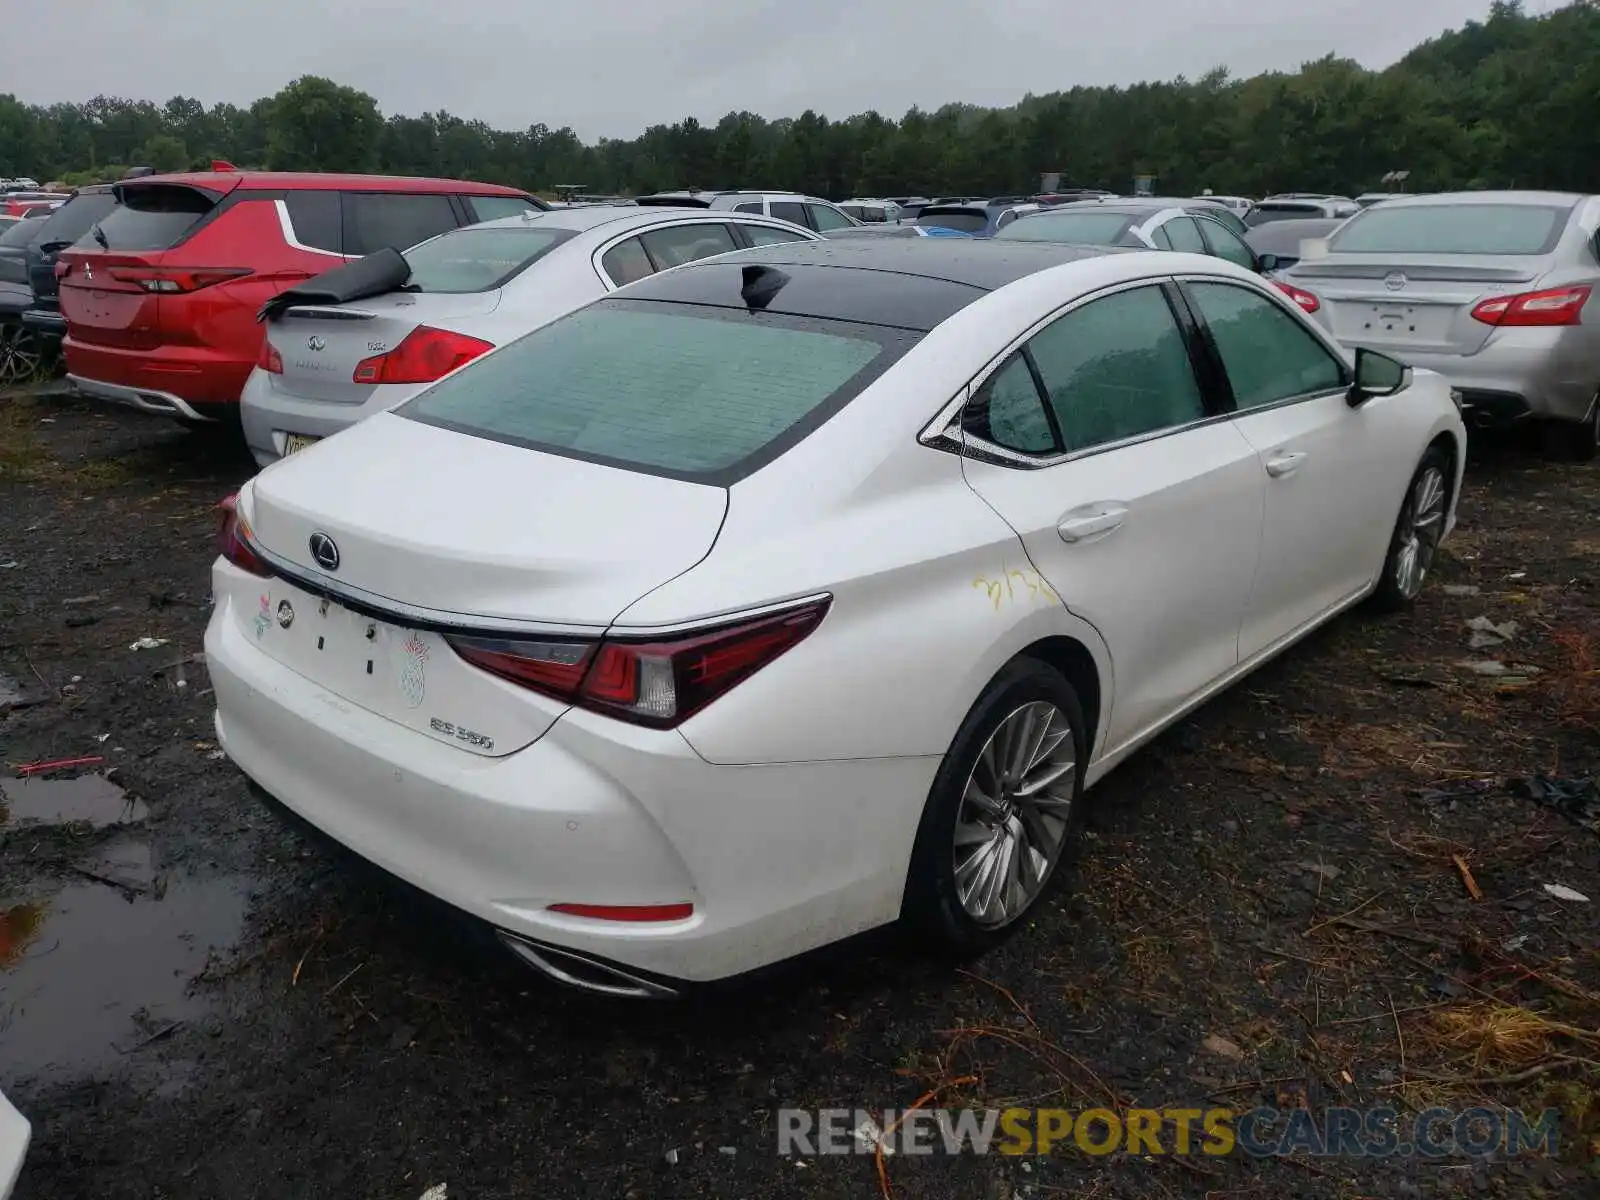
xmin=0 ymin=1 xmax=1595 ymax=200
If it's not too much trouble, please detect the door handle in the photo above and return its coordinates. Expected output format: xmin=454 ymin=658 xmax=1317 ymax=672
xmin=1057 ymin=502 xmax=1128 ymax=543
xmin=1265 ymin=451 xmax=1308 ymax=478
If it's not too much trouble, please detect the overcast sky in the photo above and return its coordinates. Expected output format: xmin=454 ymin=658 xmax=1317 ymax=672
xmin=3 ymin=0 xmax=1515 ymax=141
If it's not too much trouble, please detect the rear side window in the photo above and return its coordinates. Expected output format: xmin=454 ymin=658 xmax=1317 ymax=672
xmin=344 ymin=192 xmax=460 ymax=255
xmin=770 ymin=201 xmax=807 ymax=226
xmin=283 ymin=190 xmax=342 ymax=253
xmin=600 ymin=237 xmax=655 ymax=286
xmin=466 ymin=195 xmax=542 ymax=223
xmin=917 ymin=210 xmax=988 ymax=234
xmin=403 ymin=226 xmax=576 ymax=293
xmin=94 ymin=184 xmax=217 ymax=251
xmin=742 ymin=223 xmax=810 ymax=247
xmin=807 ymin=203 xmax=854 ymax=232
xmin=734 ymin=202 xmax=763 ymax=215
xmin=637 ymin=223 xmax=738 ymax=269
xmin=400 ymin=300 xmax=911 ymax=483
xmin=1330 ymin=203 xmax=1571 ymax=255
xmin=965 ymin=353 xmax=1056 ymax=455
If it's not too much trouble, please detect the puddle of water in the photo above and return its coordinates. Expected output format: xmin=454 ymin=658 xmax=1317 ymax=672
xmin=0 ymin=674 xmax=25 ymax=708
xmin=0 ymin=872 xmax=248 ymax=1083
xmin=0 ymin=774 xmax=149 ymax=828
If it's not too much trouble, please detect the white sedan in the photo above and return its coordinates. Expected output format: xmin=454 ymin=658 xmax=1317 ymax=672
xmin=0 ymin=1089 xmax=28 ymax=1199
xmin=205 ymin=239 xmax=1465 ymax=997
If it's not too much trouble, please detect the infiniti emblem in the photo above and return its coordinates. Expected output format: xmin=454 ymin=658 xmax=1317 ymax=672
xmin=1384 ymin=271 xmax=1407 ymax=292
xmin=307 ymin=335 xmax=327 ymax=351
xmin=308 ymin=532 xmax=340 ymax=572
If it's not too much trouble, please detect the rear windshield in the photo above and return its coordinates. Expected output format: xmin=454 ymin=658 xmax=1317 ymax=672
xmin=1329 ymin=203 xmax=1572 ymax=255
xmin=1244 ymin=204 xmax=1324 ymax=228
xmin=92 ymin=184 xmax=217 ymax=251
xmin=38 ymin=192 xmax=116 ymax=245
xmin=996 ymin=212 xmax=1134 ymax=244
xmin=917 ymin=210 xmax=988 ymax=233
xmin=400 ymin=300 xmax=913 ymax=484
xmin=403 ymin=226 xmax=576 ymax=293
xmin=0 ymin=219 xmax=38 ymax=247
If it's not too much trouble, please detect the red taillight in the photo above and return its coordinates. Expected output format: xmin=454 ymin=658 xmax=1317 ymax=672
xmin=106 ymin=266 xmax=252 ymax=294
xmin=1470 ymin=285 xmax=1591 ymax=328
xmin=258 ymin=337 xmax=283 ymax=374
xmin=1274 ymin=281 xmax=1320 ymax=313
xmin=216 ymin=493 xmax=271 ymax=577
xmin=352 ymin=326 xmax=494 ymax=385
xmin=547 ymin=903 xmax=694 ymax=922
xmin=445 ymin=599 xmax=831 ymax=728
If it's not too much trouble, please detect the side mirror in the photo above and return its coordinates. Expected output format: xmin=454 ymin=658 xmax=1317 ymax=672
xmin=1347 ymin=346 xmax=1410 ymax=407
xmin=1256 ymin=251 xmax=1279 ymax=274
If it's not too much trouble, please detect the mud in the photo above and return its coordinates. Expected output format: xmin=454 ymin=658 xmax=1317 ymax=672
xmin=1 ymin=774 xmax=149 ymax=828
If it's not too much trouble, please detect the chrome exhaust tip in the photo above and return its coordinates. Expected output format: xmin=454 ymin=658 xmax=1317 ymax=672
xmin=495 ymin=931 xmax=679 ymax=1000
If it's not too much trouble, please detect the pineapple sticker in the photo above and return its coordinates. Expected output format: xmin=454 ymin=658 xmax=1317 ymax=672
xmin=399 ymin=633 xmax=429 ymax=708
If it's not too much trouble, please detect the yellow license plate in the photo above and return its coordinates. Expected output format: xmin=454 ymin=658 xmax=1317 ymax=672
xmin=283 ymin=433 xmax=320 ymax=456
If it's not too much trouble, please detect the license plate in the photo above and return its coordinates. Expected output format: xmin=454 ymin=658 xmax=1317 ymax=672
xmin=282 ymin=433 xmax=320 ymax=456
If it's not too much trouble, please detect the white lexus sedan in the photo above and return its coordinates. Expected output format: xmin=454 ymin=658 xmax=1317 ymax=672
xmin=206 ymin=239 xmax=1465 ymax=997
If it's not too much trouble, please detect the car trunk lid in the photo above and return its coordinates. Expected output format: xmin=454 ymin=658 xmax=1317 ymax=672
xmin=1291 ymin=253 xmax=1551 ymax=355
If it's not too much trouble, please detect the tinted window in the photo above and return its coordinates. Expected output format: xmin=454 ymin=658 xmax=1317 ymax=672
xmin=1330 ymin=203 xmax=1570 ymax=255
xmin=1199 ymin=219 xmax=1256 ymax=269
xmin=600 ymin=236 xmax=654 ymax=286
xmin=91 ymin=184 xmax=217 ymax=251
xmin=0 ymin=219 xmax=37 ymax=248
xmin=401 ymin=302 xmax=907 ymax=482
xmin=1195 ymin=206 xmax=1248 ymax=237
xmin=734 ymin=202 xmax=763 ymax=215
xmin=965 ymin=353 xmax=1056 ymax=454
xmin=1245 ymin=204 xmax=1324 ymax=228
xmin=1186 ymin=282 xmax=1346 ymax=411
xmin=466 ymin=195 xmax=542 ymax=223
xmin=770 ymin=201 xmax=807 ymax=226
xmin=344 ymin=192 xmax=460 ymax=255
xmin=996 ymin=211 xmax=1131 ymax=243
xmin=638 ymin=222 xmax=738 ymax=269
xmin=283 ymin=190 xmax=342 ymax=253
xmin=917 ymin=210 xmax=988 ymax=234
xmin=1027 ymin=286 xmax=1205 ymax=451
xmin=743 ymin=223 xmax=811 ymax=246
xmin=807 ymin=203 xmax=854 ymax=231
xmin=403 ymin=226 xmax=575 ymax=293
xmin=1164 ymin=216 xmax=1206 ymax=253
xmin=34 ymin=192 xmax=116 ymax=247
xmin=1148 ymin=223 xmax=1174 ymax=250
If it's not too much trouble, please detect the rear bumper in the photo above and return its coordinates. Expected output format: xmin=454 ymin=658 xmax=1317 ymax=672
xmin=61 ymin=337 xmax=253 ymax=414
xmin=0 ymin=1089 xmax=28 ymax=1200
xmin=1387 ymin=331 xmax=1597 ymax=424
xmin=69 ymin=373 xmax=216 ymax=422
xmin=20 ymin=308 xmax=66 ymax=336
xmin=239 ymin=369 xmax=419 ymax=468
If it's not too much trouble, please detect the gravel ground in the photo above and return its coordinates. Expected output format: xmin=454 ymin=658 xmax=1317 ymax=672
xmin=2 ymin=386 xmax=1597 ymax=1199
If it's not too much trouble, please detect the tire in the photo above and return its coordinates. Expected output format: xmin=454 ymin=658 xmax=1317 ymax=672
xmin=0 ymin=321 xmax=43 ymax=386
xmin=1539 ymin=401 xmax=1599 ymax=463
xmin=1370 ymin=444 xmax=1451 ymax=612
xmin=902 ymin=658 xmax=1088 ymax=958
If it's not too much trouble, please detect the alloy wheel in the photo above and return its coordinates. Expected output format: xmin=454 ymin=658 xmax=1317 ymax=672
xmin=952 ymin=700 xmax=1076 ymax=928
xmin=0 ymin=325 xmax=42 ymax=386
xmin=1393 ymin=465 xmax=1446 ymax=599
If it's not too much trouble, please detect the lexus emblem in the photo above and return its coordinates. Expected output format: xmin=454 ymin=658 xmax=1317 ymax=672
xmin=307 ymin=335 xmax=327 ymax=352
xmin=308 ymin=532 xmax=340 ymax=572
xmin=1384 ymin=271 xmax=1407 ymax=292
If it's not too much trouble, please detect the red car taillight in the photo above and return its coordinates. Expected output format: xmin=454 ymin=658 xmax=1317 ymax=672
xmin=1274 ymin=282 xmax=1320 ymax=313
xmin=258 ymin=337 xmax=283 ymax=374
xmin=107 ymin=266 xmax=253 ymax=293
xmin=352 ymin=326 xmax=493 ymax=385
xmin=445 ymin=599 xmax=831 ymax=728
xmin=1470 ymin=284 xmax=1591 ymax=328
xmin=216 ymin=493 xmax=271 ymax=577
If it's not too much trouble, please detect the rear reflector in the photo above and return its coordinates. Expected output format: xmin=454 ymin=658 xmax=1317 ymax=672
xmin=1273 ymin=281 xmax=1320 ymax=313
xmin=352 ymin=326 xmax=494 ymax=385
xmin=216 ymin=493 xmax=271 ymax=577
xmin=547 ymin=903 xmax=694 ymax=922
xmin=1471 ymin=285 xmax=1591 ymax=328
xmin=107 ymin=266 xmax=252 ymax=293
xmin=446 ymin=598 xmax=831 ymax=728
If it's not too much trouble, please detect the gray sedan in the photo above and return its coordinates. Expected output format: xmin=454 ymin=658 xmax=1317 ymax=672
xmin=1282 ymin=191 xmax=1600 ymax=459
xmin=239 ymin=206 xmax=822 ymax=468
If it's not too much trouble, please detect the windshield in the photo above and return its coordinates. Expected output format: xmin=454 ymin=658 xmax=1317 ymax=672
xmin=401 ymin=300 xmax=915 ymax=484
xmin=403 ymin=225 xmax=576 ymax=293
xmin=997 ymin=212 xmax=1135 ymax=244
xmin=1329 ymin=203 xmax=1572 ymax=255
xmin=916 ymin=210 xmax=988 ymax=233
xmin=38 ymin=192 xmax=116 ymax=246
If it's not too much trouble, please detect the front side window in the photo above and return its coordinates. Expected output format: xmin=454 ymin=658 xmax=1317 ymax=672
xmin=1026 ymin=286 xmax=1205 ymax=452
xmin=403 ymin=226 xmax=575 ymax=293
xmin=1198 ymin=219 xmax=1256 ymax=269
xmin=344 ymin=192 xmax=460 ymax=255
xmin=1163 ymin=216 xmax=1206 ymax=253
xmin=807 ymin=203 xmax=854 ymax=231
xmin=400 ymin=301 xmax=911 ymax=483
xmin=1184 ymin=282 xmax=1346 ymax=411
xmin=637 ymin=223 xmax=738 ymax=269
xmin=964 ymin=353 xmax=1056 ymax=455
xmin=600 ymin=236 xmax=654 ymax=286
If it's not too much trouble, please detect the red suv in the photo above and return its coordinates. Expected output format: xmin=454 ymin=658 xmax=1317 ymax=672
xmin=57 ymin=168 xmax=546 ymax=423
